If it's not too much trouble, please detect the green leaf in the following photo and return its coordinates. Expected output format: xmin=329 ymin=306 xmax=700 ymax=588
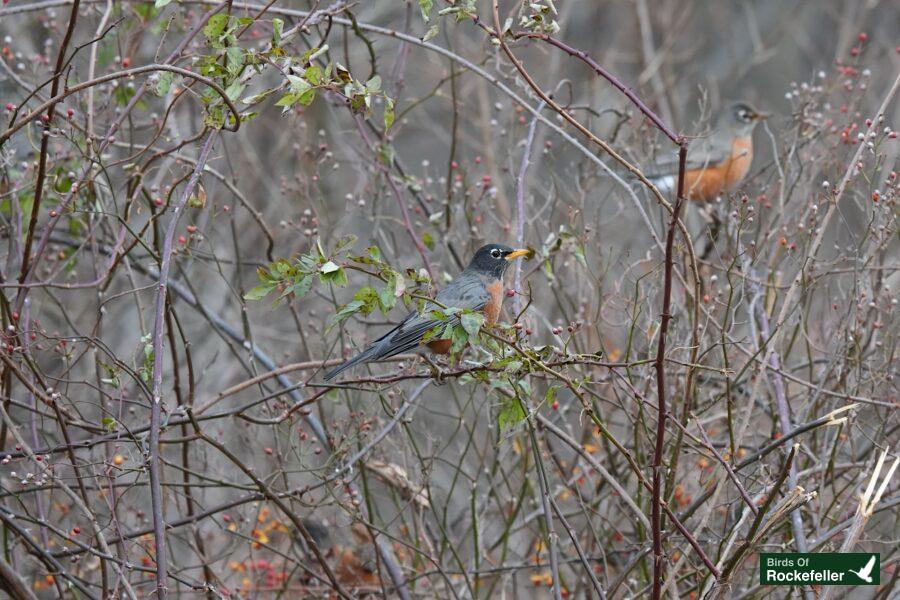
xmin=331 ymin=299 xmax=365 ymax=327
xmin=383 ymin=98 xmax=395 ymax=131
xmin=304 ymin=65 xmax=322 ymax=85
xmin=353 ymin=286 xmax=380 ymax=315
xmin=573 ymin=244 xmax=587 ymax=269
xmin=133 ymin=3 xmax=157 ymax=19
xmin=155 ymin=0 xmax=173 ymax=8
xmin=320 ymin=261 xmax=340 ymax=274
xmin=449 ymin=324 xmax=469 ymax=353
xmin=203 ymin=14 xmax=228 ymax=45
xmin=334 ymin=63 xmax=352 ymax=84
xmin=498 ymin=396 xmax=526 ymax=430
xmin=422 ymin=23 xmax=440 ymax=42
xmin=225 ymin=80 xmax=245 ymax=101
xmin=226 ymin=46 xmax=245 ymax=77
xmin=334 ymin=234 xmax=358 ymax=254
xmin=319 ymin=262 xmax=348 ymax=286
xmin=275 ymin=92 xmax=298 ymax=108
xmin=101 ymin=417 xmax=117 ymax=433
xmin=379 ymin=270 xmax=404 ymax=312
xmin=114 ymin=85 xmax=136 ymax=106
xmin=422 ymin=231 xmax=435 ymax=251
xmin=241 ymin=87 xmax=277 ymax=105
xmin=418 ymin=0 xmax=433 ymax=21
xmin=545 ymin=386 xmax=558 ymax=406
xmin=290 ymin=274 xmax=313 ymax=299
xmin=460 ymin=311 xmax=484 ymax=338
xmin=298 ymin=88 xmax=316 ymax=106
xmin=272 ymin=18 xmax=283 ymax=46
xmin=244 ymin=283 xmax=275 ymax=301
xmin=366 ymin=75 xmax=382 ymax=92
xmin=154 ymin=71 xmax=174 ymax=96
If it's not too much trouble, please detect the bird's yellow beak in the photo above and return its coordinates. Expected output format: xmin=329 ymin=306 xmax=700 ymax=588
xmin=505 ymin=248 xmax=532 ymax=260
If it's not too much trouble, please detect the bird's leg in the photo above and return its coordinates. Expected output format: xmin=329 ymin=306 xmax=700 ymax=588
xmin=700 ymin=202 xmax=722 ymax=260
xmin=421 ymin=354 xmax=446 ymax=384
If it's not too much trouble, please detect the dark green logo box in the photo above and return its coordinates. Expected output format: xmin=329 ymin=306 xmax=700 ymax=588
xmin=760 ymin=553 xmax=880 ymax=586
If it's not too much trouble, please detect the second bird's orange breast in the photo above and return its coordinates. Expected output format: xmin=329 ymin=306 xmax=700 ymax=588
xmin=684 ymin=136 xmax=754 ymax=201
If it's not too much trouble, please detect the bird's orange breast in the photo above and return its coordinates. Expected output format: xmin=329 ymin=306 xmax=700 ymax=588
xmin=684 ymin=135 xmax=753 ymax=201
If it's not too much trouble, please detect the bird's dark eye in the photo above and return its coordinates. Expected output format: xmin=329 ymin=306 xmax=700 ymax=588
xmin=490 ymin=249 xmax=502 ymax=258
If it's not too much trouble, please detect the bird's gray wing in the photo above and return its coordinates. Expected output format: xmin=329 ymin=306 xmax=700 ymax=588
xmin=323 ymin=274 xmax=492 ymax=380
xmin=373 ymin=273 xmax=491 ymax=357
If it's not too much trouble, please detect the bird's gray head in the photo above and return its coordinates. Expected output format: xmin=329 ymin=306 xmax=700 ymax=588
xmin=466 ymin=244 xmax=530 ymax=278
xmin=719 ymin=101 xmax=768 ymax=134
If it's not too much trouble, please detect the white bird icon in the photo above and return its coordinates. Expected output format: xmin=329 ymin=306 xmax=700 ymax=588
xmin=848 ymin=555 xmax=876 ymax=583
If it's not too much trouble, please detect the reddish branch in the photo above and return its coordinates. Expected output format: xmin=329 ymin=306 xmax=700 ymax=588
xmin=650 ymin=145 xmax=687 ymax=599
xmin=15 ymin=0 xmax=82 ymax=288
xmin=147 ymin=130 xmax=218 ymax=596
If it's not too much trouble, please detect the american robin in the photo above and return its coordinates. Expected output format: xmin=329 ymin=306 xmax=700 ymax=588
xmin=646 ymin=101 xmax=768 ymax=201
xmin=324 ymin=244 xmax=530 ymax=381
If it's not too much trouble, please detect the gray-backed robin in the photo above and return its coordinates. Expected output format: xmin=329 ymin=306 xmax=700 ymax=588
xmin=324 ymin=244 xmax=529 ymax=380
xmin=647 ymin=101 xmax=768 ymax=201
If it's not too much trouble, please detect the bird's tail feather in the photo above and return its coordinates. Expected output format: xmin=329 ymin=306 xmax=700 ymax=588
xmin=323 ymin=345 xmax=381 ymax=381
xmin=323 ymin=336 xmax=423 ymax=381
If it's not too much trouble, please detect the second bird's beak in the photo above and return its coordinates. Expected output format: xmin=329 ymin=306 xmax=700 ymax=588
xmin=504 ymin=248 xmax=532 ymax=260
xmin=752 ymin=111 xmax=770 ymax=121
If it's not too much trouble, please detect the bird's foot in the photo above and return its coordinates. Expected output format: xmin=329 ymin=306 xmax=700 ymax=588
xmin=422 ymin=355 xmax=447 ymax=385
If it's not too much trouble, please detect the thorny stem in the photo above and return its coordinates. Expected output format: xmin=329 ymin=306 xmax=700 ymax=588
xmin=147 ymin=130 xmax=218 ymax=596
xmin=651 ymin=145 xmax=687 ymax=600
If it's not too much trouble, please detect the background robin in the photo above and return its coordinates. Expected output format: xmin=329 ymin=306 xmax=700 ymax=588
xmin=646 ymin=101 xmax=768 ymax=201
xmin=324 ymin=244 xmax=530 ymax=381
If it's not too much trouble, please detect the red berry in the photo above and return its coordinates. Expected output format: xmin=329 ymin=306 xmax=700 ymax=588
xmin=186 ymin=225 xmax=197 ymax=234
xmin=450 ymin=161 xmax=458 ymax=169
xmin=505 ymin=289 xmax=515 ymax=297
xmin=858 ymin=32 xmax=868 ymax=43
xmin=154 ymin=198 xmax=163 ymax=206
xmin=264 ymin=447 xmax=273 ymax=455
xmin=66 ymin=108 xmax=74 ymax=118
xmin=178 ymin=235 xmax=187 ymax=244
xmin=72 ymin=527 xmax=80 ymax=535
xmin=551 ymin=400 xmax=559 ymax=410
xmin=4 ymin=103 xmax=13 ymax=111
xmin=121 ymin=57 xmax=131 ymax=68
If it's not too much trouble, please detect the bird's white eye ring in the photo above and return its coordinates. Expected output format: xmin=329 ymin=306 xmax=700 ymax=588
xmin=491 ymin=249 xmax=501 ymax=258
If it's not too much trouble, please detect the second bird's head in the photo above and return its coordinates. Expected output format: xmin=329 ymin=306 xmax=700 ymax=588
xmin=466 ymin=244 xmax=531 ymax=278
xmin=720 ymin=101 xmax=769 ymax=134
